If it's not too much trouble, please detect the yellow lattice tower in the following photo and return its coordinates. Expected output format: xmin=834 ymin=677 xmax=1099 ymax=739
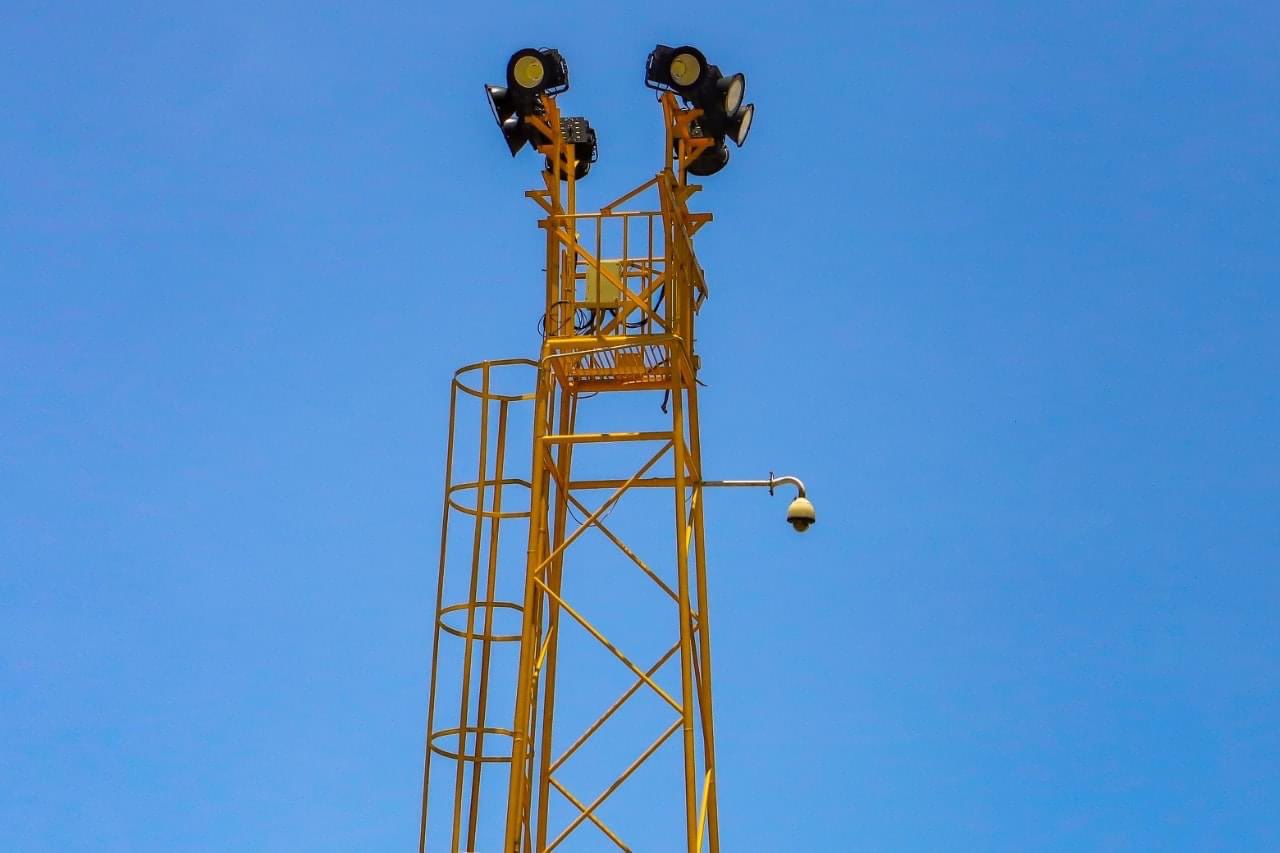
xmin=420 ymin=78 xmax=809 ymax=852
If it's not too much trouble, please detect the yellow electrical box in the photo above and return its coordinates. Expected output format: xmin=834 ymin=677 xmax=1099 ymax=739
xmin=583 ymin=259 xmax=623 ymax=307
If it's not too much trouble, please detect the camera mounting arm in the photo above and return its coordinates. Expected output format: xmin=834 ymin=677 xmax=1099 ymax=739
xmin=698 ymin=473 xmax=807 ymax=498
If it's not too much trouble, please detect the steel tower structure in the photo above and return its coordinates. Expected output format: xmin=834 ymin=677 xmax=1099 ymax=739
xmin=419 ymin=82 xmax=798 ymax=851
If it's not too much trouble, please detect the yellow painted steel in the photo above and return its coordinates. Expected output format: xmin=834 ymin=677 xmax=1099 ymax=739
xmin=421 ymin=93 xmax=722 ymax=852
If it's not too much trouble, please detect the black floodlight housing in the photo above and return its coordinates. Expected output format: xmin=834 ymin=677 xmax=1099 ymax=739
xmin=726 ymin=102 xmax=754 ymax=147
xmin=506 ymin=47 xmax=569 ymax=96
xmin=645 ymin=44 xmax=710 ymax=94
xmin=686 ymin=140 xmax=730 ymax=177
xmin=544 ymin=117 xmax=598 ymax=181
xmin=717 ymin=72 xmax=745 ymax=115
xmin=486 ymin=84 xmax=536 ymax=155
xmin=485 ymin=47 xmax=571 ymax=157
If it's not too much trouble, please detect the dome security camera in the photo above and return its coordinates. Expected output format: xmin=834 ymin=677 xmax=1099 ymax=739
xmin=785 ymin=496 xmax=816 ymax=533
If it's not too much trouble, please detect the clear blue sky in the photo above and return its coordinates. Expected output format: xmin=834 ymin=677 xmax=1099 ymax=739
xmin=2 ymin=2 xmax=1277 ymax=851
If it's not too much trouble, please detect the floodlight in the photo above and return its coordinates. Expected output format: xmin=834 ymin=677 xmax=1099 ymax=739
xmin=485 ymin=47 xmax=571 ymax=157
xmin=646 ymin=44 xmax=709 ymax=93
xmin=544 ymin=116 xmax=598 ymax=180
xmin=717 ymin=72 xmax=745 ymax=114
xmin=505 ymin=47 xmax=569 ymax=96
xmin=726 ymin=103 xmax=754 ymax=147
xmin=486 ymin=84 xmax=533 ymax=155
xmin=687 ymin=141 xmax=730 ymax=176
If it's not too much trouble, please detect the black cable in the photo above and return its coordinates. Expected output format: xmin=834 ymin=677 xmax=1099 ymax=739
xmin=538 ymin=301 xmax=584 ymax=338
xmin=625 ymin=285 xmax=666 ymax=329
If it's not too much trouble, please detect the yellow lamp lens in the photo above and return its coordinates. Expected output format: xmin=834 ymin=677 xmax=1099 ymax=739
xmin=513 ymin=55 xmax=546 ymax=89
xmin=669 ymin=53 xmax=701 ymax=87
